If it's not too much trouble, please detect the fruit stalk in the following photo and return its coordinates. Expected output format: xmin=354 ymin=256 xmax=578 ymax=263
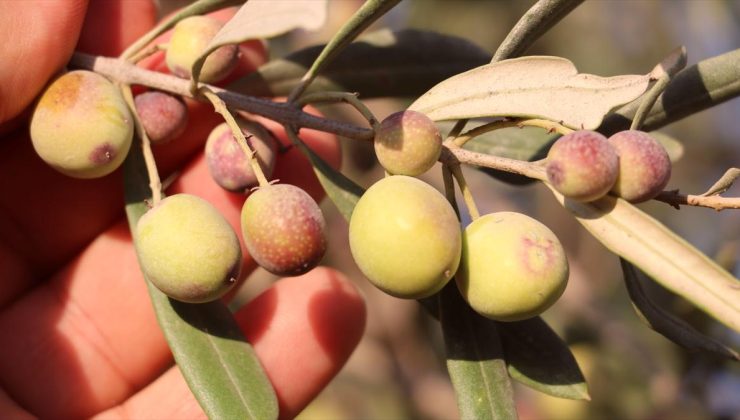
xmin=120 ymin=84 xmax=163 ymax=204
xmin=201 ymin=89 xmax=270 ymax=187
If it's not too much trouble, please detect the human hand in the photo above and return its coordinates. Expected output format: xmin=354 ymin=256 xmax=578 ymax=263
xmin=0 ymin=1 xmax=365 ymax=418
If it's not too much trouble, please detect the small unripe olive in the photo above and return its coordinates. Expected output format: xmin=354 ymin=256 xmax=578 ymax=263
xmin=546 ymin=130 xmax=619 ymax=202
xmin=374 ymin=110 xmax=442 ymax=176
xmin=135 ymin=194 xmax=242 ymax=303
xmin=349 ymin=175 xmax=461 ymax=299
xmin=457 ymin=212 xmax=568 ymax=322
xmin=241 ymin=184 xmax=327 ymax=276
xmin=205 ymin=120 xmax=277 ymax=193
xmin=134 ymin=91 xmax=188 ymax=145
xmin=166 ymin=16 xmax=239 ymax=84
xmin=30 ymin=70 xmax=133 ymax=179
xmin=608 ymin=130 xmax=671 ymax=203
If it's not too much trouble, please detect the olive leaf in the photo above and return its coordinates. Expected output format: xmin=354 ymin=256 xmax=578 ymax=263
xmin=549 ymin=187 xmax=740 ymax=332
xmin=409 ymin=56 xmax=651 ymax=130
xmin=124 ymin=144 xmax=278 ymax=420
xmin=228 ymin=29 xmax=490 ymax=98
xmin=620 ymin=259 xmax=739 ymax=361
xmin=290 ymin=0 xmax=403 ymax=100
xmin=191 ymin=0 xmax=328 ymax=85
xmin=600 ymin=48 xmax=740 ymax=134
xmin=498 ymin=317 xmax=590 ymax=400
xmin=439 ymin=283 xmax=518 ymax=420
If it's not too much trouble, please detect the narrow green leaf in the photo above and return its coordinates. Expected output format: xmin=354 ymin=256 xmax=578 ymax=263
xmin=548 ymin=187 xmax=740 ymax=332
xmin=290 ymin=0 xmax=402 ymax=99
xmin=284 ymin=129 xmax=364 ymax=221
xmin=600 ymin=48 xmax=740 ymax=134
xmin=123 ymin=144 xmax=278 ymax=420
xmin=192 ymin=0 xmax=328 ymax=85
xmin=439 ymin=283 xmax=517 ymax=420
xmin=620 ymin=259 xmax=739 ymax=361
xmin=492 ymin=0 xmax=584 ymax=62
xmin=701 ymin=167 xmax=739 ymax=196
xmin=409 ymin=56 xmax=651 ymax=130
xmin=498 ymin=317 xmax=590 ymax=400
xmin=228 ymin=29 xmax=490 ymax=98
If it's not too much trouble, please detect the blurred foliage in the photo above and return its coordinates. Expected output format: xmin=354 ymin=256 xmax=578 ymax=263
xmin=182 ymin=0 xmax=740 ymax=418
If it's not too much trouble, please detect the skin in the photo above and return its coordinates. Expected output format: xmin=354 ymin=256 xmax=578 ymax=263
xmin=546 ymin=130 xmax=619 ymax=202
xmin=374 ymin=110 xmax=442 ymax=176
xmin=349 ymin=176 xmax=461 ymax=299
xmin=241 ymin=184 xmax=327 ymax=276
xmin=457 ymin=212 xmax=568 ymax=322
xmin=608 ymin=130 xmax=671 ymax=203
xmin=0 ymin=2 xmax=362 ymax=418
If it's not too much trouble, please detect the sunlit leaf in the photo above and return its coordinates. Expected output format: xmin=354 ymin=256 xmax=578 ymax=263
xmin=409 ymin=56 xmax=650 ymax=130
xmin=549 ymin=187 xmax=740 ymax=332
xmin=228 ymin=29 xmax=490 ymax=98
xmin=498 ymin=317 xmax=590 ymax=400
xmin=192 ymin=0 xmax=328 ymax=84
xmin=439 ymin=283 xmax=517 ymax=420
xmin=620 ymin=259 xmax=739 ymax=360
xmin=124 ymin=144 xmax=278 ymax=420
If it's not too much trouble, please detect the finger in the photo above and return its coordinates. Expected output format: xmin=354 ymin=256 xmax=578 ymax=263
xmin=0 ymin=141 xmax=341 ymax=417
xmin=76 ymin=0 xmax=157 ymax=57
xmin=0 ymin=0 xmax=88 ymax=123
xmin=95 ymin=268 xmax=366 ymax=420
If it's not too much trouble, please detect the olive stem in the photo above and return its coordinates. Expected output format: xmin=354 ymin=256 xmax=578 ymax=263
xmin=119 ymin=83 xmax=163 ymax=205
xmin=631 ymin=46 xmax=687 ymax=131
xmin=129 ymin=43 xmax=168 ymax=64
xmin=201 ymin=88 xmax=270 ymax=187
xmin=296 ymin=91 xmax=380 ymax=131
xmin=448 ymin=163 xmax=480 ymax=221
xmin=442 ymin=166 xmax=461 ymax=217
xmin=654 ymin=190 xmax=740 ymax=211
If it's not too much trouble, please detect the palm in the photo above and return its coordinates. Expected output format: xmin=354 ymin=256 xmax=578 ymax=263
xmin=0 ymin=2 xmax=364 ymax=418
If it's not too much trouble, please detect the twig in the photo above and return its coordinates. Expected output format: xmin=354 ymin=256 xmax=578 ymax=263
xmin=71 ymin=52 xmax=552 ymax=182
xmin=654 ymin=190 xmax=740 ymax=211
xmin=69 ymin=52 xmax=374 ymax=141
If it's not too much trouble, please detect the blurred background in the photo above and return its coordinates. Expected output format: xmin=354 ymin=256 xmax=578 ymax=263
xmin=164 ymin=1 xmax=740 ymax=418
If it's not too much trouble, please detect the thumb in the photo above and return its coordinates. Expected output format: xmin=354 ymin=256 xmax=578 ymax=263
xmin=0 ymin=0 xmax=88 ymax=124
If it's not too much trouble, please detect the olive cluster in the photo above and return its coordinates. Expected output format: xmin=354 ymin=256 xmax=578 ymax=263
xmin=546 ymin=130 xmax=672 ymax=203
xmin=29 ymin=15 xmax=328 ymax=304
xmin=350 ymin=111 xmax=569 ymax=321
